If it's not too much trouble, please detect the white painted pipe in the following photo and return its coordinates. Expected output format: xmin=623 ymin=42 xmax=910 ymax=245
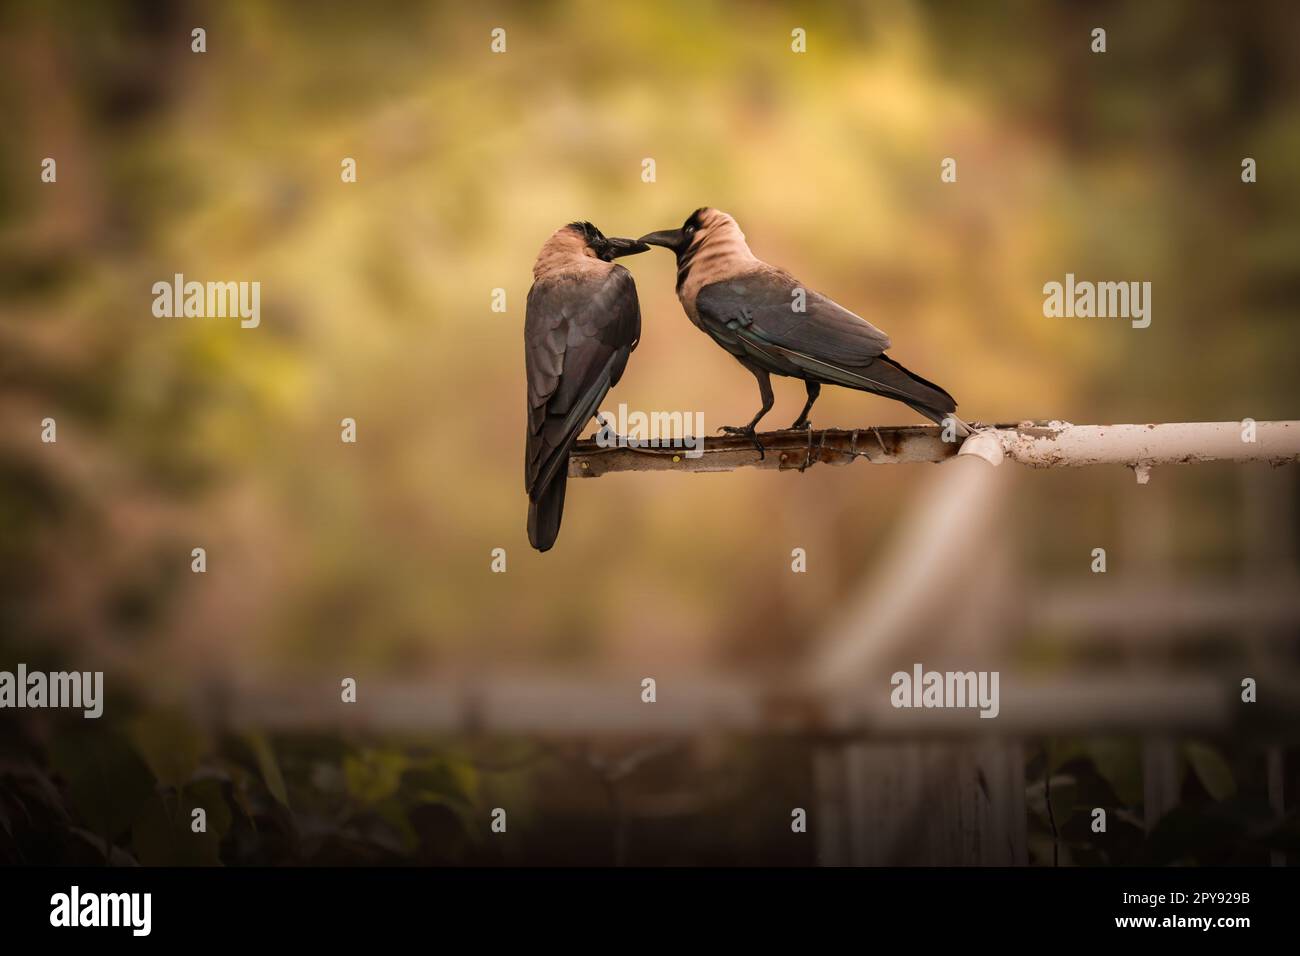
xmin=984 ymin=420 xmax=1299 ymax=469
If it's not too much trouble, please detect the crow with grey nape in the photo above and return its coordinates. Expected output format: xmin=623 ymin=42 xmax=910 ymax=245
xmin=640 ymin=208 xmax=969 ymax=457
xmin=525 ymin=221 xmax=648 ymax=551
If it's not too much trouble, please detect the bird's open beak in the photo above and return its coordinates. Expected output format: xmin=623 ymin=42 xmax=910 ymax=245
xmin=604 ymin=236 xmax=650 ymax=259
xmin=638 ymin=228 xmax=686 ymax=252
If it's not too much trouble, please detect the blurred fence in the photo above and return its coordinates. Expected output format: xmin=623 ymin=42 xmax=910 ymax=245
xmin=203 ymin=422 xmax=1300 ymax=864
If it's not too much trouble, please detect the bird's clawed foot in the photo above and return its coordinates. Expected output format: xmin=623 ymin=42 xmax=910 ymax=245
xmin=788 ymin=417 xmax=813 ymax=431
xmin=719 ymin=424 xmax=766 ymax=459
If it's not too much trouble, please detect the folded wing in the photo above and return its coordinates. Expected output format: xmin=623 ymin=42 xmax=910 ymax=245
xmin=695 ymin=270 xmax=956 ymax=416
xmin=524 ymin=266 xmax=640 ymax=549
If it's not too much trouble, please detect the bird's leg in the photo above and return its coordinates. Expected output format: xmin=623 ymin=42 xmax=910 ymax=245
xmin=719 ymin=367 xmax=774 ymax=458
xmin=789 ymin=381 xmax=820 ymax=430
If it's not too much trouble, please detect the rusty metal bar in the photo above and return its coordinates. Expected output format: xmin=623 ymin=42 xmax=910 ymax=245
xmin=567 ymin=420 xmax=1300 ymax=477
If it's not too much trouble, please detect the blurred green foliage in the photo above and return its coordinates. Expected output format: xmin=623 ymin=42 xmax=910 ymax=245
xmin=2 ymin=706 xmax=1296 ymax=864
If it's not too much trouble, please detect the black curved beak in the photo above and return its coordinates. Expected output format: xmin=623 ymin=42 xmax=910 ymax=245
xmin=603 ymin=236 xmax=650 ymax=260
xmin=638 ymin=228 xmax=686 ymax=253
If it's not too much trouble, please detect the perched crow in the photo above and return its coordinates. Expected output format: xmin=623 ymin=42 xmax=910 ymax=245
xmin=525 ymin=222 xmax=648 ymax=551
xmin=640 ymin=208 xmax=967 ymax=454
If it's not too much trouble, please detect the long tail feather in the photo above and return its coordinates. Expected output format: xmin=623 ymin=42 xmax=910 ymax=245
xmin=527 ymin=473 xmax=567 ymax=552
xmin=868 ymin=355 xmax=957 ymax=413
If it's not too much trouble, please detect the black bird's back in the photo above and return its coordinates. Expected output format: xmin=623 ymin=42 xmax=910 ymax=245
xmin=693 ymin=268 xmax=958 ymax=423
xmin=524 ymin=264 xmax=640 ymax=550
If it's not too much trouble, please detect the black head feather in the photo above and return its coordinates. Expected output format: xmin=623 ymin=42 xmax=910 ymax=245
xmin=567 ymin=221 xmax=606 ymax=245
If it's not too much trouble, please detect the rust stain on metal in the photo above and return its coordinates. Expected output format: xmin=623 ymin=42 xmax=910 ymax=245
xmin=1018 ymin=424 xmax=1067 ymax=440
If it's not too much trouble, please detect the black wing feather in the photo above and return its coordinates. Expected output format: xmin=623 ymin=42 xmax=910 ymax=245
xmin=695 ymin=271 xmax=956 ymax=415
xmin=524 ymin=265 xmax=640 ymax=549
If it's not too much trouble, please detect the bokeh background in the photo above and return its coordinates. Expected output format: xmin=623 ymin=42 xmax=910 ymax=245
xmin=1 ymin=0 xmax=1298 ymax=866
